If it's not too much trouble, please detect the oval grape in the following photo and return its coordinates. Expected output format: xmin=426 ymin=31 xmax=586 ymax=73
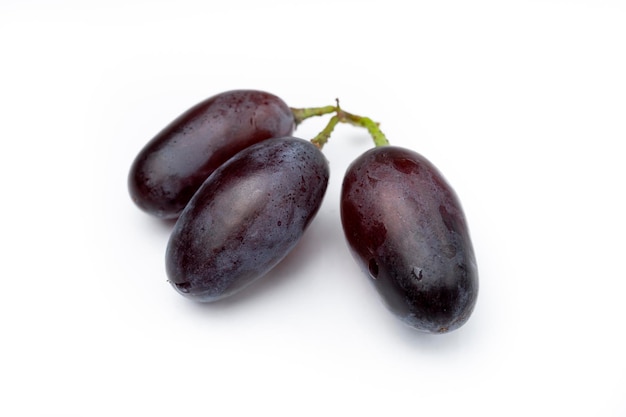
xmin=166 ymin=137 xmax=329 ymax=302
xmin=340 ymin=146 xmax=478 ymax=333
xmin=128 ymin=90 xmax=294 ymax=219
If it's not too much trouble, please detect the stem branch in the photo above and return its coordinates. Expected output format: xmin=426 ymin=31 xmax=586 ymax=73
xmin=290 ymin=106 xmax=337 ymax=126
xmin=336 ymin=109 xmax=389 ymax=147
xmin=310 ymin=115 xmax=339 ymax=150
xmin=293 ymin=100 xmax=390 ymax=148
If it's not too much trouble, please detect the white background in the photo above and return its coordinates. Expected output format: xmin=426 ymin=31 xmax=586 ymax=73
xmin=1 ymin=0 xmax=625 ymax=415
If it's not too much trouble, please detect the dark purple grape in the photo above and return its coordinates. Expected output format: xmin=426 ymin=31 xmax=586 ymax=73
xmin=129 ymin=90 xmax=294 ymax=219
xmin=340 ymin=146 xmax=478 ymax=333
xmin=166 ymin=137 xmax=329 ymax=302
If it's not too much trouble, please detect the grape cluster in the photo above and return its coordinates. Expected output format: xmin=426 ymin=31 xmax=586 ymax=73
xmin=129 ymin=89 xmax=478 ymax=334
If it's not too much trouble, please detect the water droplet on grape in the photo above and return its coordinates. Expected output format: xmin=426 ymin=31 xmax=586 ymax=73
xmin=411 ymin=267 xmax=423 ymax=281
xmin=392 ymin=157 xmax=419 ymax=174
xmin=175 ymin=282 xmax=191 ymax=293
xmin=368 ymin=258 xmax=379 ymax=279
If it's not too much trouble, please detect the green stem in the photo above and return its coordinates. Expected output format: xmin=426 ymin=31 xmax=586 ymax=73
xmin=310 ymin=115 xmax=340 ymax=150
xmin=290 ymin=105 xmax=337 ymax=126
xmin=293 ymin=100 xmax=390 ymax=148
xmin=337 ymin=109 xmax=389 ymax=147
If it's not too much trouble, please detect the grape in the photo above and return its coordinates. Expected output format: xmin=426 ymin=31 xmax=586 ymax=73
xmin=340 ymin=146 xmax=478 ymax=333
xmin=166 ymin=137 xmax=329 ymax=302
xmin=128 ymin=90 xmax=294 ymax=219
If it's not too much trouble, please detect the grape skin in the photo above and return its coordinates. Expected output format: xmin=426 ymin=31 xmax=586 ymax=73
xmin=128 ymin=90 xmax=294 ymax=219
xmin=340 ymin=146 xmax=478 ymax=333
xmin=166 ymin=137 xmax=329 ymax=302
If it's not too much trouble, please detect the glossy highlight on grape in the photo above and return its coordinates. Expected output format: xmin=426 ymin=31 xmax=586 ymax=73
xmin=166 ymin=137 xmax=329 ymax=302
xmin=128 ymin=89 xmax=294 ymax=219
xmin=340 ymin=146 xmax=478 ymax=333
